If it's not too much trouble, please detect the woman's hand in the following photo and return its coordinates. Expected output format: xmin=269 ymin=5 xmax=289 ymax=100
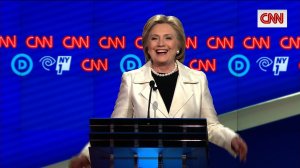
xmin=69 ymin=154 xmax=90 ymax=168
xmin=231 ymin=136 xmax=248 ymax=162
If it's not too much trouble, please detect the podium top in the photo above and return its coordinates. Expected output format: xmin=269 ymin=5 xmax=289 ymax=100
xmin=90 ymin=118 xmax=207 ymax=126
xmin=89 ymin=118 xmax=208 ymax=148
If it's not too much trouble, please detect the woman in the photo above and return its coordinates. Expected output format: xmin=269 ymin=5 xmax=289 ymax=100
xmin=70 ymin=14 xmax=247 ymax=168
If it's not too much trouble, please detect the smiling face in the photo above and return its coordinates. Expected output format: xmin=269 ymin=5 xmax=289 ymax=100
xmin=147 ymin=23 xmax=179 ymax=66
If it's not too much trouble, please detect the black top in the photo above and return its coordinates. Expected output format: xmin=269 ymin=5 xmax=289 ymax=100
xmin=152 ymin=71 xmax=179 ymax=112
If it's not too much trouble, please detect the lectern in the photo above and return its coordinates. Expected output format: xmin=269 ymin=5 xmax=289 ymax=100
xmin=89 ymin=118 xmax=208 ymax=168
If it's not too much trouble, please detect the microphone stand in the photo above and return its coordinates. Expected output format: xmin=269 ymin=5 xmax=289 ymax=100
xmin=147 ymin=81 xmax=156 ymax=118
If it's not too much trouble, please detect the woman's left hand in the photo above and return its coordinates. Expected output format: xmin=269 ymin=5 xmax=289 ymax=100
xmin=231 ymin=136 xmax=248 ymax=162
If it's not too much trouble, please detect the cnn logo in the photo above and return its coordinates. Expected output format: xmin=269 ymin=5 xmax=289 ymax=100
xmin=257 ymin=10 xmax=287 ymax=28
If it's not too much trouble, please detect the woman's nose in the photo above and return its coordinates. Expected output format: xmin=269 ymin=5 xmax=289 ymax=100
xmin=158 ymin=39 xmax=164 ymax=46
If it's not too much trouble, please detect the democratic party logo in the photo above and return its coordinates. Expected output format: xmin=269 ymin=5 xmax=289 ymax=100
xmin=120 ymin=54 xmax=142 ymax=73
xmin=40 ymin=56 xmax=72 ymax=75
xmin=11 ymin=53 xmax=33 ymax=76
xmin=257 ymin=9 xmax=287 ymax=28
xmin=256 ymin=56 xmax=289 ymax=76
xmin=228 ymin=54 xmax=250 ymax=77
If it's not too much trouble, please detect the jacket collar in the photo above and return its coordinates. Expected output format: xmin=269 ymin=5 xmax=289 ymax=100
xmin=135 ymin=60 xmax=200 ymax=118
xmin=133 ymin=60 xmax=200 ymax=84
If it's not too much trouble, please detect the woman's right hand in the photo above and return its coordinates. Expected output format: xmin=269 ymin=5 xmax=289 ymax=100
xmin=69 ymin=154 xmax=90 ymax=168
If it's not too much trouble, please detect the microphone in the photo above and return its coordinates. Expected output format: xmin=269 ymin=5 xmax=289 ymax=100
xmin=147 ymin=80 xmax=157 ymax=118
xmin=149 ymin=80 xmax=157 ymax=91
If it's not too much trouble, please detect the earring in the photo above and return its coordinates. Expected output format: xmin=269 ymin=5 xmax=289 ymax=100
xmin=176 ymin=50 xmax=180 ymax=54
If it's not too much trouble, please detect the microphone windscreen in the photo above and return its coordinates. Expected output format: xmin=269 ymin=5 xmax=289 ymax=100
xmin=149 ymin=80 xmax=155 ymax=88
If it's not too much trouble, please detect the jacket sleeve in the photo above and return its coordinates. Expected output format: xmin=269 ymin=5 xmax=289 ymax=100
xmin=111 ymin=72 xmax=134 ymax=118
xmin=80 ymin=142 xmax=90 ymax=160
xmin=199 ymin=72 xmax=238 ymax=156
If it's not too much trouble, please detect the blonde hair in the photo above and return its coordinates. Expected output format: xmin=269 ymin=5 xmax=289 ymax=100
xmin=142 ymin=14 xmax=186 ymax=63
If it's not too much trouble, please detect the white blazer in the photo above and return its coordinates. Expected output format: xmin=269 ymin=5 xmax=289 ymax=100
xmin=81 ymin=60 xmax=237 ymax=158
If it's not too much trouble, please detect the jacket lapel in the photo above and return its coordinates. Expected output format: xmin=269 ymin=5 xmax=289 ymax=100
xmin=168 ymin=61 xmax=199 ymax=117
xmin=134 ymin=61 xmax=170 ymax=118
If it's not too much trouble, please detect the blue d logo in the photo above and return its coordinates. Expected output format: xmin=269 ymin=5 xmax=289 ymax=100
xmin=120 ymin=54 xmax=142 ymax=73
xmin=228 ymin=54 xmax=250 ymax=77
xmin=11 ymin=53 xmax=33 ymax=76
